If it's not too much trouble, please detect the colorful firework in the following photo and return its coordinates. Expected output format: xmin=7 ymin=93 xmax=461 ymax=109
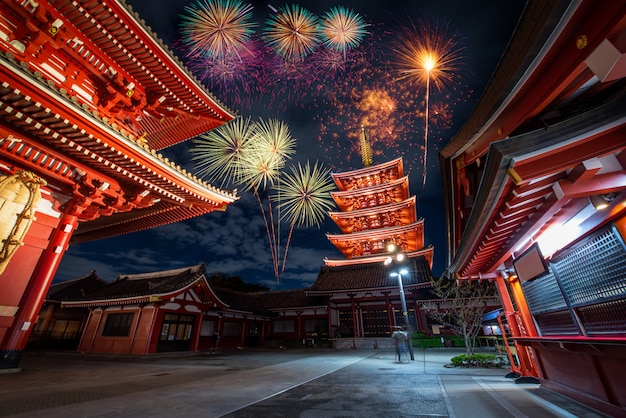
xmin=275 ymin=160 xmax=335 ymax=273
xmin=191 ymin=117 xmax=302 ymax=281
xmin=188 ymin=39 xmax=267 ymax=109
xmin=315 ymin=41 xmax=424 ymax=169
xmin=249 ymin=118 xmax=296 ymax=170
xmin=321 ymin=6 xmax=368 ymax=60
xmin=264 ymin=4 xmax=321 ymax=61
xmin=392 ymin=14 xmax=465 ymax=188
xmin=180 ymin=0 xmax=256 ymax=60
xmin=277 ymin=161 xmax=335 ymax=228
xmin=190 ymin=116 xmax=256 ymax=189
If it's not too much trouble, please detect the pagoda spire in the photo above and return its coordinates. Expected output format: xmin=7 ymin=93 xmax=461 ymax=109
xmin=359 ymin=125 xmax=373 ymax=168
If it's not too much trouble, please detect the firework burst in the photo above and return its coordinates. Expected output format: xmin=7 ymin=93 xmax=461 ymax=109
xmin=180 ymin=0 xmax=256 ymax=60
xmin=321 ymin=6 xmax=368 ymax=60
xmin=188 ymin=39 xmax=267 ymax=109
xmin=392 ymin=16 xmax=464 ymax=91
xmin=264 ymin=4 xmax=321 ymax=61
xmin=190 ymin=116 xmax=256 ymax=188
xmin=277 ymin=161 xmax=335 ymax=228
xmin=275 ymin=160 xmax=335 ymax=273
xmin=392 ymin=14 xmax=465 ymax=188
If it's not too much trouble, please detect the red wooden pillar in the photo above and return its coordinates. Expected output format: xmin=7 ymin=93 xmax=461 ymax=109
xmin=413 ymin=297 xmax=424 ymax=332
xmin=1 ymin=210 xmax=78 ymax=368
xmin=192 ymin=312 xmax=202 ymax=352
xmin=495 ymin=274 xmax=540 ymax=378
xmin=240 ymin=318 xmax=246 ymax=348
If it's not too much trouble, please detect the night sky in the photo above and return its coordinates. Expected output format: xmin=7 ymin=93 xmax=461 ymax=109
xmin=54 ymin=0 xmax=526 ymax=289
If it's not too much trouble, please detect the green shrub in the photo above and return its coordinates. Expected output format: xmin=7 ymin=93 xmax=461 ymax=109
xmin=450 ymin=353 xmax=507 ymax=368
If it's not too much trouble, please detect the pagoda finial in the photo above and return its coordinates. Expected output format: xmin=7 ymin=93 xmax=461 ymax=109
xmin=359 ymin=125 xmax=373 ymax=167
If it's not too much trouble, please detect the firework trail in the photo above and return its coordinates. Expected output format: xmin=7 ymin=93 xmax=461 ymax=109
xmin=180 ymin=0 xmax=256 ymax=60
xmin=263 ymin=4 xmax=321 ymax=62
xmin=391 ymin=14 xmax=465 ymax=188
xmin=191 ymin=117 xmax=313 ymax=281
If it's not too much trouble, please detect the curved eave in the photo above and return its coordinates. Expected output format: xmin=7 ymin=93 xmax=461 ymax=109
xmin=5 ymin=0 xmax=236 ymax=151
xmin=61 ymin=275 xmax=228 ymax=309
xmin=441 ymin=0 xmax=626 ymax=163
xmin=330 ymin=196 xmax=417 ymax=219
xmin=327 ymin=220 xmax=425 ymax=242
xmin=324 ymin=247 xmax=434 ymax=268
xmin=448 ymin=98 xmax=626 ymax=278
xmin=330 ymin=197 xmax=417 ymax=234
xmin=331 ymin=177 xmax=410 ymax=210
xmin=331 ymin=158 xmax=404 ymax=190
xmin=331 ymin=176 xmax=409 ymax=198
xmin=0 ymin=61 xmax=238 ymax=206
xmin=93 ymin=0 xmax=235 ymax=121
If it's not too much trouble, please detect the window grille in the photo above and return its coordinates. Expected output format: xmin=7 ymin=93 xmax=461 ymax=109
xmin=523 ymin=225 xmax=626 ymax=337
xmin=522 ymin=272 xmax=567 ymax=314
xmin=552 ymin=227 xmax=626 ymax=306
xmin=102 ymin=313 xmax=134 ymax=337
xmin=533 ymin=310 xmax=578 ymax=336
xmin=577 ymin=299 xmax=626 ymax=336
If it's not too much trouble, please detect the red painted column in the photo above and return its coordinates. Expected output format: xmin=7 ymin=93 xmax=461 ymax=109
xmin=192 ymin=313 xmax=202 ymax=352
xmin=495 ymin=274 xmax=540 ymax=378
xmin=2 ymin=211 xmax=78 ymax=365
xmin=384 ymin=293 xmax=394 ymax=331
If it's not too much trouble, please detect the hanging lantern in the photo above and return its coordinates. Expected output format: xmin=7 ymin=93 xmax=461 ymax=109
xmin=0 ymin=171 xmax=46 ymax=274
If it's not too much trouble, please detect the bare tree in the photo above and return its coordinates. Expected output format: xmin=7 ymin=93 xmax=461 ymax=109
xmin=422 ymin=277 xmax=499 ymax=355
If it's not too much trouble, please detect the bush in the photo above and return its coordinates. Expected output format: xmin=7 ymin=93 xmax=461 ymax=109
xmin=411 ymin=333 xmax=465 ymax=349
xmin=450 ymin=353 xmax=507 ymax=368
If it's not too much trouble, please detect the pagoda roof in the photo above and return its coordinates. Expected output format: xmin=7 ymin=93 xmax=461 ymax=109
xmin=331 ymin=176 xmax=409 ymax=200
xmin=60 ymin=263 xmax=272 ymax=317
xmin=329 ymin=197 xmax=417 ymax=234
xmin=331 ymin=158 xmax=404 ymax=191
xmin=1 ymin=0 xmax=235 ymax=151
xmin=324 ymin=247 xmax=434 ymax=269
xmin=327 ymin=220 xmax=425 ymax=258
xmin=307 ymin=256 xmax=433 ymax=294
xmin=0 ymin=0 xmax=241 ymax=242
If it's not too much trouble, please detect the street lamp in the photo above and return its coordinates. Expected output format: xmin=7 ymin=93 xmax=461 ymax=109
xmin=385 ymin=243 xmax=414 ymax=360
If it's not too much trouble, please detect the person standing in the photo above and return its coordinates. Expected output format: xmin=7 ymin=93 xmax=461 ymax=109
xmin=392 ymin=327 xmax=408 ymax=363
xmin=211 ymin=332 xmax=220 ymax=354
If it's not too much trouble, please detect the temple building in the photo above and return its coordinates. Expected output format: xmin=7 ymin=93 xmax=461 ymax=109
xmin=36 ymin=132 xmax=442 ymax=352
xmin=0 ymin=0 xmax=237 ymax=369
xmin=440 ymin=1 xmax=626 ymax=416
xmin=308 ymin=135 xmax=436 ymax=340
xmin=60 ymin=264 xmax=273 ymax=354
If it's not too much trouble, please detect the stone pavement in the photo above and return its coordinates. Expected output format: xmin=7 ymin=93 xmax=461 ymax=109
xmin=0 ymin=347 xmax=608 ymax=418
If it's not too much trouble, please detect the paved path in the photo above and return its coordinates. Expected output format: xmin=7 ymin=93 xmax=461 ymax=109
xmin=0 ymin=348 xmax=607 ymax=417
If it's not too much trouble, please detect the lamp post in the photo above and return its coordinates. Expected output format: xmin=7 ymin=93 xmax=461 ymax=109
xmin=385 ymin=243 xmax=414 ymax=360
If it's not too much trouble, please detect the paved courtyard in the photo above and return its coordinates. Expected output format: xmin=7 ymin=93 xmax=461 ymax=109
xmin=0 ymin=348 xmax=607 ymax=417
